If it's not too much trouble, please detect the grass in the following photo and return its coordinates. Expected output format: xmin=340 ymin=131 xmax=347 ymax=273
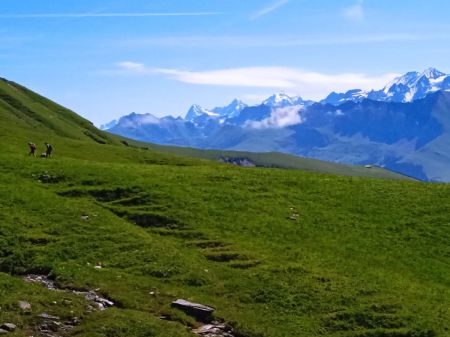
xmin=0 ymin=77 xmax=411 ymax=181
xmin=0 ymin=78 xmax=448 ymax=337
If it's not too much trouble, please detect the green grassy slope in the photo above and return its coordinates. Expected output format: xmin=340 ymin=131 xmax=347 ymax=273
xmin=0 ymin=78 xmax=117 ymax=145
xmin=0 ymin=79 xmax=448 ymax=337
xmin=0 ymin=78 xmax=411 ymax=180
xmin=144 ymin=145 xmax=412 ymax=180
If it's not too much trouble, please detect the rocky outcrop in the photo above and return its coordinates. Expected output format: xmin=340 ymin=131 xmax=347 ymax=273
xmin=220 ymin=157 xmax=256 ymax=167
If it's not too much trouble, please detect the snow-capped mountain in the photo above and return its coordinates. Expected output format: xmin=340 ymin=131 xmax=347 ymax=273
xmin=321 ymin=89 xmax=368 ymax=105
xmin=262 ymin=93 xmax=310 ymax=108
xmin=377 ymin=67 xmax=449 ymax=102
xmin=212 ymin=99 xmax=247 ymax=118
xmin=322 ymin=68 xmax=450 ymax=105
xmin=103 ymin=68 xmax=450 ymax=182
xmin=185 ymin=104 xmax=219 ymax=122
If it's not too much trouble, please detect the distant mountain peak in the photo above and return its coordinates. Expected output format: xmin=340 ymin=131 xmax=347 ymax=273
xmin=386 ymin=68 xmax=446 ymax=87
xmin=262 ymin=92 xmax=304 ymax=107
xmin=421 ymin=67 xmax=445 ymax=79
xmin=185 ymin=104 xmax=219 ymax=121
xmin=322 ymin=67 xmax=450 ymax=105
xmin=117 ymin=112 xmax=161 ymax=127
xmin=212 ymin=99 xmax=248 ymax=118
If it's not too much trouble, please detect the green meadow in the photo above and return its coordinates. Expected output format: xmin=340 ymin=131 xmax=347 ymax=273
xmin=0 ymin=78 xmax=449 ymax=337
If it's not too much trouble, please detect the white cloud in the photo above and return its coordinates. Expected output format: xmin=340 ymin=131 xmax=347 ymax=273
xmin=116 ymin=62 xmax=399 ymax=100
xmin=0 ymin=12 xmax=220 ymax=19
xmin=246 ymin=106 xmax=304 ymax=129
xmin=157 ymin=67 xmax=298 ymax=88
xmin=343 ymin=0 xmax=365 ymax=22
xmin=251 ymin=0 xmax=290 ymax=20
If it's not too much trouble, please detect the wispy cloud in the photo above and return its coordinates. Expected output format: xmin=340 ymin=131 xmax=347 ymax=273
xmin=118 ymin=33 xmax=432 ymax=49
xmin=0 ymin=12 xmax=220 ymax=19
xmin=115 ymin=62 xmax=399 ymax=100
xmin=251 ymin=0 xmax=290 ymax=20
xmin=342 ymin=0 xmax=365 ymax=22
xmin=117 ymin=61 xmax=146 ymax=71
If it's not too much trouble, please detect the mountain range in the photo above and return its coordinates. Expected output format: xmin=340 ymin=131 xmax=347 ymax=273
xmin=103 ymin=68 xmax=450 ymax=181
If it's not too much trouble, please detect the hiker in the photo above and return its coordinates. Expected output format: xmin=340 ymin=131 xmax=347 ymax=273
xmin=28 ymin=142 xmax=37 ymax=157
xmin=44 ymin=142 xmax=53 ymax=158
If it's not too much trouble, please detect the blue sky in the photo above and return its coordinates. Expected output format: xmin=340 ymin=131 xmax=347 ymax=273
xmin=1 ymin=0 xmax=450 ymax=125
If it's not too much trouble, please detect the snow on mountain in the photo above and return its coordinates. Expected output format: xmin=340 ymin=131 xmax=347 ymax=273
xmin=322 ymin=68 xmax=450 ymax=105
xmin=185 ymin=104 xmax=219 ymax=121
xmin=321 ymin=89 xmax=368 ymax=105
xmin=212 ymin=99 xmax=248 ymax=118
xmin=116 ymin=112 xmax=161 ymax=128
xmin=102 ymin=68 xmax=450 ymax=181
xmin=262 ymin=92 xmax=306 ymax=108
xmin=379 ymin=67 xmax=449 ymax=102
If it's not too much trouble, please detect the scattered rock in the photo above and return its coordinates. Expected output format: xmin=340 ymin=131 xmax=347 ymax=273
xmin=0 ymin=323 xmax=16 ymax=332
xmin=23 ymin=274 xmax=115 ymax=336
xmin=0 ymin=329 xmax=8 ymax=335
xmin=288 ymin=210 xmax=299 ymax=221
xmin=171 ymin=299 xmax=214 ymax=322
xmin=24 ymin=274 xmax=58 ymax=290
xmin=82 ymin=290 xmax=114 ymax=310
xmin=24 ymin=274 xmax=114 ymax=311
xmin=38 ymin=313 xmax=60 ymax=321
xmin=37 ymin=172 xmax=64 ymax=184
xmin=80 ymin=215 xmax=90 ymax=221
xmin=47 ymin=320 xmax=62 ymax=332
xmin=193 ymin=322 xmax=235 ymax=337
xmin=18 ymin=300 xmax=31 ymax=312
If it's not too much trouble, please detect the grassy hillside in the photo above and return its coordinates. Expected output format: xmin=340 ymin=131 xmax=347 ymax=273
xmin=0 ymin=78 xmax=410 ymax=180
xmin=0 ymin=79 xmax=448 ymax=337
xmin=144 ymin=145 xmax=413 ymax=180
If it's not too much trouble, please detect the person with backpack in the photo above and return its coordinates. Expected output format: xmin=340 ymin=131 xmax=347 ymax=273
xmin=28 ymin=142 xmax=37 ymax=157
xmin=45 ymin=142 xmax=53 ymax=158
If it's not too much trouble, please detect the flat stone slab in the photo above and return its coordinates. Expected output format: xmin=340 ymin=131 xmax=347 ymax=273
xmin=171 ymin=299 xmax=214 ymax=321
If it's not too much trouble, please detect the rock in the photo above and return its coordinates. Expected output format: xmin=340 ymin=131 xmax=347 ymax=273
xmin=47 ymin=320 xmax=62 ymax=331
xmin=0 ymin=329 xmax=8 ymax=334
xmin=1 ymin=323 xmax=16 ymax=331
xmin=80 ymin=215 xmax=90 ymax=221
xmin=18 ymin=300 xmax=31 ymax=312
xmin=194 ymin=324 xmax=217 ymax=334
xmin=65 ymin=317 xmax=81 ymax=326
xmin=23 ymin=274 xmax=58 ymax=290
xmin=171 ymin=299 xmax=214 ymax=322
xmin=38 ymin=313 xmax=60 ymax=321
xmin=193 ymin=322 xmax=234 ymax=337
